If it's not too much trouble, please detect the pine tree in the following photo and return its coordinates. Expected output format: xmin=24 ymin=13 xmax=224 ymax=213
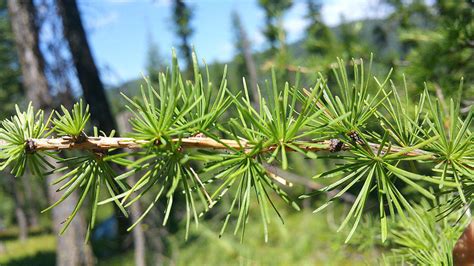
xmin=172 ymin=0 xmax=194 ymax=78
xmin=258 ymin=0 xmax=292 ymax=53
xmin=304 ymin=0 xmax=334 ymax=56
xmin=258 ymin=0 xmax=292 ymax=82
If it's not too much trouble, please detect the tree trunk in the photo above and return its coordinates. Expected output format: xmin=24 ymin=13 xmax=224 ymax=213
xmin=54 ymin=0 xmax=116 ymax=133
xmin=21 ymin=177 xmax=40 ymax=228
xmin=117 ymin=113 xmax=146 ymax=266
xmin=453 ymin=219 xmax=474 ymax=266
xmin=237 ymin=16 xmax=259 ymax=106
xmin=55 ymin=0 xmax=130 ymax=249
xmin=8 ymin=0 xmax=94 ymax=265
xmin=10 ymin=178 xmax=28 ymax=242
xmin=130 ymin=189 xmax=146 ymax=266
xmin=7 ymin=0 xmax=51 ymax=109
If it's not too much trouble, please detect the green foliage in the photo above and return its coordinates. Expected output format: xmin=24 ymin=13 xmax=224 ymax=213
xmin=0 ymin=103 xmax=53 ymax=177
xmin=410 ymin=1 xmax=473 ymax=96
xmin=258 ymin=0 xmax=292 ymax=52
xmin=43 ymin=150 xmax=128 ymax=240
xmin=0 ymin=207 xmax=382 ymax=266
xmin=317 ymin=56 xmax=384 ymax=134
xmin=423 ymin=85 xmax=474 ymax=217
xmin=202 ymin=148 xmax=300 ymax=242
xmin=385 ymin=0 xmax=473 ymax=99
xmin=121 ymin=51 xmax=230 ymax=141
xmin=383 ymin=200 xmax=467 ymax=265
xmin=106 ymin=51 xmax=232 ymax=239
xmin=377 ymin=76 xmax=426 ymax=147
xmin=52 ymin=99 xmax=90 ymax=138
xmin=304 ymin=0 xmax=335 ymax=56
xmin=338 ymin=20 xmax=370 ymax=59
xmin=0 ymin=234 xmax=55 ymax=265
xmin=174 ymin=208 xmax=380 ymax=265
xmin=229 ymin=69 xmax=323 ymax=168
xmin=0 ymin=2 xmax=23 ymax=119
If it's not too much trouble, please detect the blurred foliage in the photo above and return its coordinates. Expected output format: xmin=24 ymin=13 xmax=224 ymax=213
xmin=0 ymin=205 xmax=383 ymax=265
xmin=405 ymin=0 xmax=473 ymax=99
xmin=382 ymin=199 xmax=467 ymax=264
xmin=379 ymin=0 xmax=473 ymax=102
xmin=165 ymin=205 xmax=383 ymax=265
xmin=304 ymin=0 xmax=335 ymax=57
xmin=258 ymin=0 xmax=292 ymax=53
xmin=0 ymin=1 xmax=23 ymax=119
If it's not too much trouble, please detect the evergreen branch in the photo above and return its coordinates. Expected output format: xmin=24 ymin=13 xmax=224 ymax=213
xmin=0 ymin=136 xmax=435 ymax=158
xmin=0 ymin=51 xmax=470 ymax=245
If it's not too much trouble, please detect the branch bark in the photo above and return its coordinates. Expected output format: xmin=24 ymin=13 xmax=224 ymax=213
xmin=0 ymin=136 xmax=433 ymax=158
xmin=454 ymin=220 xmax=474 ymax=266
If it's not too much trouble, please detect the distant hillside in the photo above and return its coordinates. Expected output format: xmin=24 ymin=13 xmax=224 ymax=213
xmin=106 ymin=78 xmax=147 ymax=115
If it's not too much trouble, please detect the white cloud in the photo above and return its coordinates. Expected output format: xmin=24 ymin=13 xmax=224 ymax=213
xmin=153 ymin=0 xmax=173 ymax=7
xmin=217 ymin=42 xmax=235 ymax=61
xmin=251 ymin=30 xmax=265 ymax=48
xmin=88 ymin=11 xmax=119 ymax=29
xmin=104 ymin=0 xmax=134 ymax=4
xmin=291 ymin=1 xmax=307 ymax=16
xmin=322 ymin=0 xmax=390 ymax=26
xmin=283 ymin=17 xmax=309 ymax=38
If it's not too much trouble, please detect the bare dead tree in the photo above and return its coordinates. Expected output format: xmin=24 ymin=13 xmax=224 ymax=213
xmin=232 ymin=11 xmax=259 ymax=105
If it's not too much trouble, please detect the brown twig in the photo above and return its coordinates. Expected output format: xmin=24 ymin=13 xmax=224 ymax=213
xmin=0 ymin=136 xmax=434 ymax=158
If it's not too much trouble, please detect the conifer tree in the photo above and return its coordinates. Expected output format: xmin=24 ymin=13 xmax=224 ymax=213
xmin=231 ymin=11 xmax=259 ymax=105
xmin=258 ymin=0 xmax=292 ymax=82
xmin=258 ymin=0 xmax=292 ymax=53
xmin=304 ymin=0 xmax=334 ymax=56
xmin=172 ymin=0 xmax=194 ymax=78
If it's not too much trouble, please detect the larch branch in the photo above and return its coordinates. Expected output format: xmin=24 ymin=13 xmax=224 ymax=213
xmin=0 ymin=136 xmax=434 ymax=158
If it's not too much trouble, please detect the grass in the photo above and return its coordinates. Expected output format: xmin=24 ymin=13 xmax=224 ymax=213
xmin=0 ymin=203 xmax=384 ymax=265
xmin=0 ymin=234 xmax=55 ymax=266
xmin=167 ymin=207 xmax=382 ymax=266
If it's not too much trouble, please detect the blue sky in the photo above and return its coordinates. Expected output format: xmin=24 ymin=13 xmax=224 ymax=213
xmin=79 ymin=0 xmax=391 ymax=85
